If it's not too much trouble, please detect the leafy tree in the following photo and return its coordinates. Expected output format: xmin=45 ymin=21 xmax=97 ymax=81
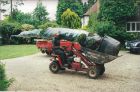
xmin=33 ymin=1 xmax=49 ymax=23
xmin=83 ymin=2 xmax=88 ymax=13
xmin=87 ymin=0 xmax=137 ymax=44
xmin=61 ymin=9 xmax=81 ymax=29
xmin=98 ymin=0 xmax=136 ymax=24
xmin=11 ymin=9 xmax=40 ymax=27
xmin=56 ymin=0 xmax=83 ymax=24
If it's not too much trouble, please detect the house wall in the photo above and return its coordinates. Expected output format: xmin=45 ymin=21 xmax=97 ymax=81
xmin=0 ymin=0 xmax=88 ymax=20
xmin=0 ymin=3 xmax=1 ymax=20
xmin=82 ymin=0 xmax=100 ymax=26
xmin=82 ymin=16 xmax=89 ymax=27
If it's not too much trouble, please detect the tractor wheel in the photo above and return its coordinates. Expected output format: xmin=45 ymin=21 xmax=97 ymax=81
xmin=49 ymin=61 xmax=60 ymax=73
xmin=46 ymin=51 xmax=51 ymax=56
xmin=40 ymin=49 xmax=45 ymax=53
xmin=99 ymin=64 xmax=105 ymax=75
xmin=87 ymin=66 xmax=100 ymax=79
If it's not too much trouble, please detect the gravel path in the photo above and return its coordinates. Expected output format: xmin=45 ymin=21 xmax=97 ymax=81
xmin=2 ymin=51 xmax=140 ymax=92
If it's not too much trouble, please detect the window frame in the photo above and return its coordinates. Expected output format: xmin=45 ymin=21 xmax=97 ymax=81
xmin=126 ymin=22 xmax=140 ymax=32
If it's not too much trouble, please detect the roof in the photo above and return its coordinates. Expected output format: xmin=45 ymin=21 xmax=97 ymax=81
xmin=84 ymin=0 xmax=99 ymax=16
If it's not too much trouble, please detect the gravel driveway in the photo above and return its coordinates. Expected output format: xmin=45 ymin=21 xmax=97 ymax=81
xmin=2 ymin=51 xmax=140 ymax=92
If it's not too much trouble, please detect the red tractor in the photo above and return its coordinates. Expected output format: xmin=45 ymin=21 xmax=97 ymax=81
xmin=36 ymin=36 xmax=119 ymax=79
xmin=36 ymin=39 xmax=81 ymax=55
xmin=49 ymin=41 xmax=117 ymax=79
xmin=36 ymin=39 xmax=53 ymax=55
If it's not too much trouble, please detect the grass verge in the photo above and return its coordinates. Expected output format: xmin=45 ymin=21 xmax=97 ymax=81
xmin=0 ymin=45 xmax=39 ymax=60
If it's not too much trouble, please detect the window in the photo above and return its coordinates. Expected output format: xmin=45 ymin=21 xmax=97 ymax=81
xmin=137 ymin=23 xmax=140 ymax=31
xmin=127 ymin=23 xmax=130 ymax=31
xmin=132 ymin=23 xmax=135 ymax=31
xmin=126 ymin=22 xmax=140 ymax=32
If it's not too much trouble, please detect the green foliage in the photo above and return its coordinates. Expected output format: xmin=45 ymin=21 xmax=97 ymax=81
xmin=0 ymin=62 xmax=13 ymax=91
xmin=98 ymin=0 xmax=136 ymax=24
xmin=33 ymin=1 xmax=49 ymax=23
xmin=88 ymin=1 xmax=137 ymax=44
xmin=61 ymin=9 xmax=81 ymax=29
xmin=56 ymin=0 xmax=83 ymax=24
xmin=0 ymin=21 xmax=22 ymax=44
xmin=11 ymin=9 xmax=40 ymax=27
xmin=11 ymin=1 xmax=49 ymax=27
xmin=81 ymin=25 xmax=88 ymax=30
xmin=88 ymin=13 xmax=99 ymax=32
xmin=38 ymin=22 xmax=59 ymax=30
xmin=21 ymin=24 xmax=35 ymax=31
xmin=77 ymin=34 xmax=87 ymax=46
xmin=83 ymin=2 xmax=88 ymax=13
xmin=95 ymin=21 xmax=135 ymax=44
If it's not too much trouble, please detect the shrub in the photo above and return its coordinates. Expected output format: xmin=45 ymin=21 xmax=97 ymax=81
xmin=88 ymin=13 xmax=100 ymax=33
xmin=38 ymin=22 xmax=58 ymax=29
xmin=95 ymin=21 xmax=135 ymax=44
xmin=0 ymin=21 xmax=22 ymax=44
xmin=0 ymin=62 xmax=13 ymax=91
xmin=61 ymin=9 xmax=81 ymax=29
xmin=76 ymin=34 xmax=87 ymax=46
xmin=81 ymin=25 xmax=88 ymax=30
xmin=88 ymin=13 xmax=136 ymax=44
xmin=21 ymin=24 xmax=35 ymax=31
xmin=56 ymin=0 xmax=83 ymax=24
xmin=11 ymin=9 xmax=41 ymax=27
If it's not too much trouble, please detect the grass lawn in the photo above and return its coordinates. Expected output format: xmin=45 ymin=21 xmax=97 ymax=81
xmin=0 ymin=45 xmax=39 ymax=60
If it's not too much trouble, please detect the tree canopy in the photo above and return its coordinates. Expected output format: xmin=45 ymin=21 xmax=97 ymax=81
xmin=98 ymin=0 xmax=136 ymax=24
xmin=56 ymin=0 xmax=83 ymax=24
xmin=61 ymin=9 xmax=81 ymax=29
xmin=33 ymin=1 xmax=49 ymax=22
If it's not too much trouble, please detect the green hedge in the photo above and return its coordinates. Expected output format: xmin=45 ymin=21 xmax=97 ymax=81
xmin=0 ymin=21 xmax=22 ymax=44
xmin=95 ymin=21 xmax=136 ymax=44
xmin=38 ymin=21 xmax=59 ymax=30
xmin=0 ymin=62 xmax=13 ymax=91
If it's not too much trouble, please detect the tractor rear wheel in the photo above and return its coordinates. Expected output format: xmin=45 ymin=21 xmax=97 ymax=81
xmin=99 ymin=64 xmax=105 ymax=75
xmin=49 ymin=61 xmax=60 ymax=73
xmin=87 ymin=66 xmax=100 ymax=79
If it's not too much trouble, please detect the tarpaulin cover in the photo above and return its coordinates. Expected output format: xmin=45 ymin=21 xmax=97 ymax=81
xmin=42 ymin=27 xmax=89 ymax=40
xmin=12 ymin=29 xmax=42 ymax=38
xmin=97 ymin=36 xmax=120 ymax=56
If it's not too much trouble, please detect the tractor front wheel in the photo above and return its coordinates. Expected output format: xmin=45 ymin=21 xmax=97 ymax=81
xmin=49 ymin=61 xmax=60 ymax=73
xmin=46 ymin=51 xmax=51 ymax=56
xmin=87 ymin=66 xmax=100 ymax=79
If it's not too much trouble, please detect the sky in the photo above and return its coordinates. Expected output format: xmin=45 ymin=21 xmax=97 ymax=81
xmin=1 ymin=0 xmax=88 ymax=20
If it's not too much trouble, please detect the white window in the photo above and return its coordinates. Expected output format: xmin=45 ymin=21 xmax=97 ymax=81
xmin=126 ymin=22 xmax=140 ymax=32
